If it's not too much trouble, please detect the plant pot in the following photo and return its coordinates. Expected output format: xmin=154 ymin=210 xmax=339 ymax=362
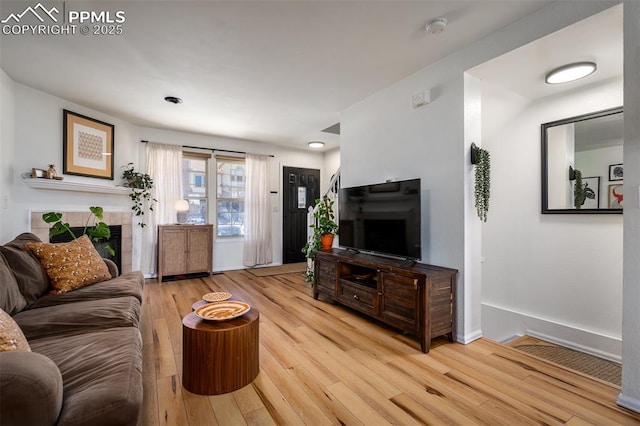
xmin=320 ymin=233 xmax=334 ymax=250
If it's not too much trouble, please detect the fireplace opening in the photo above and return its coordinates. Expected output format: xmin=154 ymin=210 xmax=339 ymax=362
xmin=50 ymin=226 xmax=122 ymax=272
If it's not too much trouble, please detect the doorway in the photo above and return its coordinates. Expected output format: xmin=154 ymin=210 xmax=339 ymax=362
xmin=282 ymin=166 xmax=320 ymax=263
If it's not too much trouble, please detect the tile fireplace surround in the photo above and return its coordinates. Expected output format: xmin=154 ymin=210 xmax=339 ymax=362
xmin=30 ymin=211 xmax=133 ymax=273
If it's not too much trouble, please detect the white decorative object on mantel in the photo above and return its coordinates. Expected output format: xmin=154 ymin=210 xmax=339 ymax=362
xmin=21 ymin=178 xmax=129 ymax=195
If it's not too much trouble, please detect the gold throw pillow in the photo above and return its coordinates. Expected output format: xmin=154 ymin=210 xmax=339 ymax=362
xmin=25 ymin=235 xmax=111 ymax=295
xmin=0 ymin=309 xmax=30 ymax=352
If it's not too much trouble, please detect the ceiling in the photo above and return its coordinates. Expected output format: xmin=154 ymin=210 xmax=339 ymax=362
xmin=468 ymin=4 xmax=623 ymax=102
xmin=2 ymin=1 xmax=621 ymax=152
xmin=0 ymin=1 xmax=560 ymax=151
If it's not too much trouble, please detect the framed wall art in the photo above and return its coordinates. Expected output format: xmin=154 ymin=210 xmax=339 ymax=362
xmin=609 ymin=163 xmax=623 ymax=181
xmin=63 ymin=110 xmax=114 ymax=180
xmin=579 ymin=176 xmax=600 ymax=209
xmin=608 ymin=184 xmax=623 ymax=209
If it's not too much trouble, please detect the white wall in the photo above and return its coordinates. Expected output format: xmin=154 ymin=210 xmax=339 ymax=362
xmin=480 ymin=78 xmax=624 ymax=360
xmin=1 ymin=79 xmax=325 ymax=273
xmin=139 ymin=127 xmax=324 ymax=271
xmin=323 ymin=147 xmax=341 ymax=191
xmin=0 ymin=70 xmax=15 ymax=243
xmin=4 ymin=82 xmax=138 ymax=232
xmin=619 ymin=0 xmax=640 ymax=411
xmin=341 ymin=1 xmax=616 ymax=342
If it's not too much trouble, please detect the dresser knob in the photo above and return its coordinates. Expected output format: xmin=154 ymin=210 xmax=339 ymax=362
xmin=353 ymin=294 xmax=359 ymax=300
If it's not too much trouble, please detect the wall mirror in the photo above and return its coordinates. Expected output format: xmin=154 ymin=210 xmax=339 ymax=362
xmin=542 ymin=107 xmax=623 ymax=214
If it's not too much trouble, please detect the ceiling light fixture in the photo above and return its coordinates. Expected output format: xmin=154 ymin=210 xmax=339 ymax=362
xmin=425 ymin=18 xmax=447 ymax=35
xmin=545 ymin=62 xmax=597 ymax=84
xmin=308 ymin=141 xmax=325 ymax=149
xmin=164 ymin=96 xmax=183 ymax=104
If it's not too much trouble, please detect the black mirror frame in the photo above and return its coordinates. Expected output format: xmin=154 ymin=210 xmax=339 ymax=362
xmin=541 ymin=106 xmax=623 ymax=214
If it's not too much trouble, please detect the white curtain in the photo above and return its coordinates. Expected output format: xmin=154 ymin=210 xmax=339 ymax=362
xmin=243 ymin=154 xmax=272 ymax=266
xmin=140 ymin=142 xmax=183 ymax=275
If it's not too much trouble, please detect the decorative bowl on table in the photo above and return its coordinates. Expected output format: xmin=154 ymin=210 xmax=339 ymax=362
xmin=202 ymin=291 xmax=232 ymax=302
xmin=194 ymin=301 xmax=250 ymax=321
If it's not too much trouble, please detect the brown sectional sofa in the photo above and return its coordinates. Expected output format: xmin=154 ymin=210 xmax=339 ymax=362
xmin=0 ymin=233 xmax=144 ymax=426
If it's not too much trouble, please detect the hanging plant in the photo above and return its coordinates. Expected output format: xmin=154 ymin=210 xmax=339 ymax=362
xmin=121 ymin=163 xmax=157 ymax=228
xmin=573 ymin=168 xmax=583 ymax=210
xmin=472 ymin=144 xmax=490 ymax=222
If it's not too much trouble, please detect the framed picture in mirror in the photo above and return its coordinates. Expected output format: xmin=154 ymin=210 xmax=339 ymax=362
xmin=609 ymin=164 xmax=623 ymax=181
xmin=608 ymin=184 xmax=623 ymax=209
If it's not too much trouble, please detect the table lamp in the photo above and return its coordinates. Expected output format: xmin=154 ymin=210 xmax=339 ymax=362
xmin=175 ymin=199 xmax=189 ymax=224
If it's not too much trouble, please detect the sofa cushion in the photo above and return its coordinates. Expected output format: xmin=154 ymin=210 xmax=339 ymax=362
xmin=28 ymin=271 xmax=144 ymax=310
xmin=0 ymin=308 xmax=30 ymax=352
xmin=0 ymin=351 xmax=64 ymax=426
xmin=0 ymin=233 xmax=50 ymax=306
xmin=29 ymin=327 xmax=142 ymax=426
xmin=25 ymin=235 xmax=112 ymax=295
xmin=0 ymin=252 xmax=27 ymax=314
xmin=14 ymin=296 xmax=140 ymax=340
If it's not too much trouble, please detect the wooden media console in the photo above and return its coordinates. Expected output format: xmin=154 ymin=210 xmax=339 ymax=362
xmin=313 ymin=248 xmax=457 ymax=353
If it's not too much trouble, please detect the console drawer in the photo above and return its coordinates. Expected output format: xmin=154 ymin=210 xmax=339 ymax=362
xmin=316 ymin=258 xmax=336 ymax=294
xmin=338 ymin=279 xmax=377 ymax=314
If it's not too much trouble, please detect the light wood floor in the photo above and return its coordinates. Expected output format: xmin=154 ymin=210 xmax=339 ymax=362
xmin=138 ymin=270 xmax=640 ymax=425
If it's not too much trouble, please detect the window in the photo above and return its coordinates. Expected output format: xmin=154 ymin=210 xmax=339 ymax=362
xmin=182 ymin=153 xmax=209 ymax=224
xmin=216 ymin=156 xmax=245 ymax=237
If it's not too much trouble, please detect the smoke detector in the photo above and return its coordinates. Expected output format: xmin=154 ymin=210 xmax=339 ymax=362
xmin=425 ymin=18 xmax=447 ymax=35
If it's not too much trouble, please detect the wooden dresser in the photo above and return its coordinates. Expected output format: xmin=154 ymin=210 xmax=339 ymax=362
xmin=157 ymin=224 xmax=213 ymax=282
xmin=314 ymin=248 xmax=457 ymax=353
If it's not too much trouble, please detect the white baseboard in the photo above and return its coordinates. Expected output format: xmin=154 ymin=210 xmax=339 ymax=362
xmin=459 ymin=329 xmax=483 ymax=344
xmin=617 ymin=393 xmax=640 ymax=414
xmin=482 ymin=303 xmax=621 ymax=362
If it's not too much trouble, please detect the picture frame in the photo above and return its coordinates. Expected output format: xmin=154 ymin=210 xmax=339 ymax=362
xmin=63 ymin=109 xmax=114 ymax=180
xmin=608 ymin=184 xmax=623 ymax=209
xmin=580 ymin=176 xmax=600 ymax=209
xmin=609 ymin=163 xmax=623 ymax=181
xmin=31 ymin=168 xmax=48 ymax=179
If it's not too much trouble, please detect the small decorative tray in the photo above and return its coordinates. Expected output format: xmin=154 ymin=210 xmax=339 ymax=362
xmin=202 ymin=292 xmax=232 ymax=302
xmin=194 ymin=301 xmax=250 ymax=321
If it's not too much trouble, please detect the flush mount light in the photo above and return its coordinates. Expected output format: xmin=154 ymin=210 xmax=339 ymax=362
xmin=545 ymin=62 xmax=597 ymax=84
xmin=308 ymin=141 xmax=325 ymax=149
xmin=164 ymin=96 xmax=183 ymax=104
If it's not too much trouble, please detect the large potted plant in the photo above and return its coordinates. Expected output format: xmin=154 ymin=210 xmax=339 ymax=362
xmin=121 ymin=163 xmax=156 ymax=228
xmin=42 ymin=206 xmax=115 ymax=256
xmin=302 ymin=195 xmax=338 ymax=282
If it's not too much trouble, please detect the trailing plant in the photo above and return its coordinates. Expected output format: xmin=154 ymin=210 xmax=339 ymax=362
xmin=121 ymin=163 xmax=157 ymax=228
xmin=301 ymin=195 xmax=339 ymax=283
xmin=573 ymin=168 xmax=583 ymax=209
xmin=472 ymin=145 xmax=491 ymax=222
xmin=42 ymin=206 xmax=114 ymax=256
xmin=313 ymin=195 xmax=339 ymax=236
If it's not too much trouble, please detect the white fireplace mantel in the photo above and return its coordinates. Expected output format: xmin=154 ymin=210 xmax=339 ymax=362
xmin=22 ymin=178 xmax=129 ymax=195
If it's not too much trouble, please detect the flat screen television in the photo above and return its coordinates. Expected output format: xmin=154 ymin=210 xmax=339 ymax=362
xmin=339 ymin=178 xmax=421 ymax=260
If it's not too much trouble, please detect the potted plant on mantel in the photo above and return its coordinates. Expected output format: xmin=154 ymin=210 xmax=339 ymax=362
xmin=302 ymin=195 xmax=338 ymax=283
xmin=121 ymin=163 xmax=157 ymax=228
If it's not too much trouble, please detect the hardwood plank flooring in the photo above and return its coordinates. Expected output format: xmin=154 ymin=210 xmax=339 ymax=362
xmin=138 ymin=270 xmax=640 ymax=425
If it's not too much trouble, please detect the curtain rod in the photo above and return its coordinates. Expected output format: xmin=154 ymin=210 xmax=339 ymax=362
xmin=140 ymin=140 xmax=274 ymax=157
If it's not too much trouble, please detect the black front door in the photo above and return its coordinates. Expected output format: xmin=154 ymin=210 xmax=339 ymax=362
xmin=283 ymin=166 xmax=320 ymax=263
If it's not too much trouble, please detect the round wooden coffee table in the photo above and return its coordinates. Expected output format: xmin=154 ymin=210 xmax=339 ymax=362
xmin=182 ymin=305 xmax=259 ymax=395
